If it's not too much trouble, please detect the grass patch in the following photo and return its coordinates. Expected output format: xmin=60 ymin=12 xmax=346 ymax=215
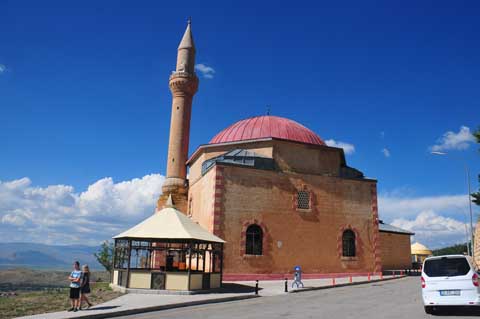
xmin=0 ymin=282 xmax=122 ymax=319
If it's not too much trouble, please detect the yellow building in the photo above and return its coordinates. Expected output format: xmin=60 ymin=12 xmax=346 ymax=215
xmin=411 ymin=242 xmax=433 ymax=266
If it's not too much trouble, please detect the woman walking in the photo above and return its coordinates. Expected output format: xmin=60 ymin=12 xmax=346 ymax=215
xmin=80 ymin=264 xmax=93 ymax=310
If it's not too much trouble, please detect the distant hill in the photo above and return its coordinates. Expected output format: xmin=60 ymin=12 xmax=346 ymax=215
xmin=432 ymin=243 xmax=471 ymax=256
xmin=0 ymin=243 xmax=102 ymax=270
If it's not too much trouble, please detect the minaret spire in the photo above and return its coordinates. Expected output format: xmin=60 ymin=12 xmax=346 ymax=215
xmin=176 ymin=19 xmax=196 ymax=74
xmin=178 ymin=18 xmax=194 ymax=49
xmin=158 ymin=20 xmax=199 ymax=213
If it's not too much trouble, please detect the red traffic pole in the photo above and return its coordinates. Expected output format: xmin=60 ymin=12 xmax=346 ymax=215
xmin=332 ymin=277 xmax=336 ymax=286
xmin=349 ymin=275 xmax=353 ymax=283
xmin=368 ymin=273 xmax=371 ymax=281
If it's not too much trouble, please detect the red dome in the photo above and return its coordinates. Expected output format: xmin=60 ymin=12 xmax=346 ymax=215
xmin=209 ymin=115 xmax=325 ymax=146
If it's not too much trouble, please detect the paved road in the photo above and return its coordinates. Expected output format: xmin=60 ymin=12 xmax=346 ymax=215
xmin=117 ymin=277 xmax=480 ymax=319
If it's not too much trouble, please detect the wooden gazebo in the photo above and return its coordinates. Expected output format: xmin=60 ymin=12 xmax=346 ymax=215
xmin=111 ymin=195 xmax=225 ymax=291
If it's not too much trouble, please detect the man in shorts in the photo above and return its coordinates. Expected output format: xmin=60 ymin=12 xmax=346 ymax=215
xmin=68 ymin=261 xmax=82 ymax=312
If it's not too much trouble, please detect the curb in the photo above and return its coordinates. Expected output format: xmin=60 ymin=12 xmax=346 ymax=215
xmin=65 ymin=295 xmax=260 ymax=319
xmin=289 ymin=275 xmax=407 ymax=293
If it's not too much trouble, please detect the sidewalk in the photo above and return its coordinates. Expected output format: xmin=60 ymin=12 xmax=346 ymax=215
xmin=17 ymin=275 xmax=403 ymax=319
xmin=240 ymin=274 xmax=402 ymax=296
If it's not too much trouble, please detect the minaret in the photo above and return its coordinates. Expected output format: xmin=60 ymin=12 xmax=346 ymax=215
xmin=157 ymin=19 xmax=199 ymax=212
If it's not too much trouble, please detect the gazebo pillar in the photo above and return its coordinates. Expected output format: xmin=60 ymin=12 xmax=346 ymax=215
xmin=187 ymin=243 xmax=192 ymax=291
xmin=111 ymin=239 xmax=117 ymax=284
xmin=220 ymin=244 xmax=224 ymax=287
xmin=126 ymin=239 xmax=132 ymax=288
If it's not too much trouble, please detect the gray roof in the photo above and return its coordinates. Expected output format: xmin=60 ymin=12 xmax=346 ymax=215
xmin=379 ymin=222 xmax=414 ymax=235
xmin=201 ymin=149 xmax=275 ymax=175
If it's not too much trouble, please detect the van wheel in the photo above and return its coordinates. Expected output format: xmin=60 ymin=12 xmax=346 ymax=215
xmin=424 ymin=306 xmax=433 ymax=314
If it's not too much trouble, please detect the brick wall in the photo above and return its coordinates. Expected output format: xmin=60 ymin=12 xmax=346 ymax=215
xmin=217 ymin=164 xmax=377 ymax=275
xmin=379 ymin=232 xmax=412 ymax=270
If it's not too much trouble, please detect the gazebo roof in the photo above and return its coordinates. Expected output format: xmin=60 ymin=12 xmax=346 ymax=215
xmin=411 ymin=242 xmax=432 ymax=255
xmin=113 ymin=196 xmax=225 ymax=243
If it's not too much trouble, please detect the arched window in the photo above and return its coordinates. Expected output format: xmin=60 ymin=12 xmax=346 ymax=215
xmin=245 ymin=224 xmax=263 ymax=255
xmin=342 ymin=230 xmax=356 ymax=257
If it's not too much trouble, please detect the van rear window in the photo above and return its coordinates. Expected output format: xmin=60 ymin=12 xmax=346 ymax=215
xmin=424 ymin=257 xmax=470 ymax=277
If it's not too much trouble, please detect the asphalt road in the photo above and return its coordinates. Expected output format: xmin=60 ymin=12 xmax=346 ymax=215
xmin=116 ymin=277 xmax=480 ymax=319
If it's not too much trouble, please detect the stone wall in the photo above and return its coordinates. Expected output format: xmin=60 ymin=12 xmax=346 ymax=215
xmin=273 ymin=140 xmax=343 ymax=176
xmin=379 ymin=231 xmax=412 ymax=270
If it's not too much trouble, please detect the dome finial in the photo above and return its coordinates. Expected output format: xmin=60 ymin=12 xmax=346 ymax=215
xmin=187 ymin=16 xmax=192 ymax=25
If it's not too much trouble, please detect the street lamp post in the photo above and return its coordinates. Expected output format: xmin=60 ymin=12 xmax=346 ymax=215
xmin=466 ymin=167 xmax=475 ymax=257
xmin=465 ymin=224 xmax=471 ymax=256
xmin=431 ymin=151 xmax=475 ymax=257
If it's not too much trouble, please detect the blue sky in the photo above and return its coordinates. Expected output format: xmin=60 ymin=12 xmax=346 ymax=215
xmin=1 ymin=0 xmax=479 ymax=248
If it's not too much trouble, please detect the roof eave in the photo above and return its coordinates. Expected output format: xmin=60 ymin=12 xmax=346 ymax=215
xmin=379 ymin=229 xmax=415 ymax=236
xmin=112 ymin=235 xmax=225 ymax=243
xmin=187 ymin=137 xmax=334 ymax=165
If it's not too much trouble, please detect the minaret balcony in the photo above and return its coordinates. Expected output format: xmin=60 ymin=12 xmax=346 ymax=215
xmin=169 ymin=71 xmax=198 ymax=81
xmin=169 ymin=72 xmax=199 ymax=95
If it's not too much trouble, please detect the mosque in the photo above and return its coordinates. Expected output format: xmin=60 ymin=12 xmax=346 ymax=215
xmin=113 ymin=21 xmax=413 ymax=289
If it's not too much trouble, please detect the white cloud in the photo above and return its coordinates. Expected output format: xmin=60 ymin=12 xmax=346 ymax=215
xmin=379 ymin=193 xmax=468 ymax=220
xmin=325 ymin=139 xmax=355 ymax=155
xmin=430 ymin=126 xmax=475 ymax=152
xmin=381 ymin=148 xmax=391 ymax=158
xmin=195 ymin=63 xmax=215 ymax=79
xmin=1 ymin=211 xmax=29 ymax=226
xmin=378 ymin=190 xmax=476 ymax=249
xmin=0 ymin=174 xmax=164 ymax=245
xmin=392 ymin=211 xmax=468 ymax=249
xmin=0 ymin=64 xmax=5 ymax=74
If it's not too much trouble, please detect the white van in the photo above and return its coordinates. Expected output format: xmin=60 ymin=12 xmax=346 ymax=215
xmin=422 ymin=255 xmax=480 ymax=314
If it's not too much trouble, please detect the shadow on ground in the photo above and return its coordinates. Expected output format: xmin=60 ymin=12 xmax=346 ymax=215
xmin=432 ymin=306 xmax=480 ymax=316
xmin=213 ymin=283 xmax=259 ymax=294
xmin=88 ymin=306 xmax=120 ymax=311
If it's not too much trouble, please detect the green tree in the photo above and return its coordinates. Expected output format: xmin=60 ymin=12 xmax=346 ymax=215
xmin=472 ymin=127 xmax=480 ymax=206
xmin=94 ymin=241 xmax=114 ymax=273
xmin=433 ymin=243 xmax=471 ymax=256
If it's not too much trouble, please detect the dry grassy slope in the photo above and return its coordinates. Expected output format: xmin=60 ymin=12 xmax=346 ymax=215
xmin=0 ymin=268 xmax=110 ymax=291
xmin=0 ymin=282 xmax=122 ymax=319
